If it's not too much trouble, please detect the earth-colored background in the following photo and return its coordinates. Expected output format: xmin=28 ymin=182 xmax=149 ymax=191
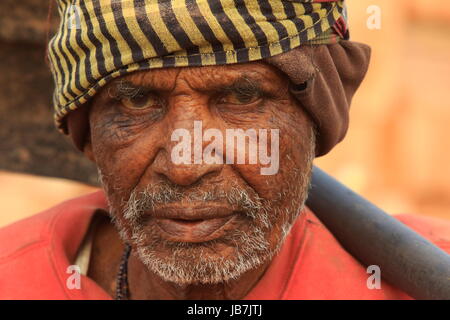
xmin=1 ymin=0 xmax=449 ymax=228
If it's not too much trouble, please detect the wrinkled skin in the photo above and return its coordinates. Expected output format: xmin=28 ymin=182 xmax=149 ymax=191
xmin=84 ymin=61 xmax=316 ymax=299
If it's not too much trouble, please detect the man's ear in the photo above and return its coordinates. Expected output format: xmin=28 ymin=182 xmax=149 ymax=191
xmin=66 ymin=104 xmax=94 ymax=161
xmin=82 ymin=134 xmax=96 ymax=163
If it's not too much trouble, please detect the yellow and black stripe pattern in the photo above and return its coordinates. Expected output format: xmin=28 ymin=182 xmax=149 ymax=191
xmin=48 ymin=0 xmax=348 ymax=132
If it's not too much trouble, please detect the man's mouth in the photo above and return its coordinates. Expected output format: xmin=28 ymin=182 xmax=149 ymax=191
xmin=144 ymin=205 xmax=243 ymax=243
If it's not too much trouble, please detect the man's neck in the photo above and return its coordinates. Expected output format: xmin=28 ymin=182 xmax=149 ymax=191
xmin=127 ymin=254 xmax=271 ymax=300
xmin=88 ymin=216 xmax=271 ymax=300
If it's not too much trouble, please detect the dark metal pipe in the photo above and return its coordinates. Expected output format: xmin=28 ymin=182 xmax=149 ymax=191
xmin=306 ymin=166 xmax=450 ymax=300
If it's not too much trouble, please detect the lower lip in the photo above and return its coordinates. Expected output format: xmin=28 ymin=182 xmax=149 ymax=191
xmin=153 ymin=215 xmax=237 ymax=242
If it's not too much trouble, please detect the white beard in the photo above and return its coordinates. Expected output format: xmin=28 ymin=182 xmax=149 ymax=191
xmin=102 ymin=129 xmax=315 ymax=285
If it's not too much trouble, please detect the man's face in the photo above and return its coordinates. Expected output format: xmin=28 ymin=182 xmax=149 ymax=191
xmin=87 ymin=61 xmax=315 ymax=284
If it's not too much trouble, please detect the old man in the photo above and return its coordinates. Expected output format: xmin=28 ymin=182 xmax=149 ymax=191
xmin=1 ymin=0 xmax=449 ymax=299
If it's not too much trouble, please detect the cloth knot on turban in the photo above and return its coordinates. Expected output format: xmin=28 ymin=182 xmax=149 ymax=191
xmin=48 ymin=0 xmax=370 ymax=156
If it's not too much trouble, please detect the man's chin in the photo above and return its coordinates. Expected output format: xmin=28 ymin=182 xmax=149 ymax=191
xmin=132 ymin=235 xmax=272 ymax=285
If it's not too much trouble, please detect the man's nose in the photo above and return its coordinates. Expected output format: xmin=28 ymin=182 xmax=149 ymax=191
xmin=152 ymin=103 xmax=223 ymax=187
xmin=152 ymin=149 xmax=223 ymax=186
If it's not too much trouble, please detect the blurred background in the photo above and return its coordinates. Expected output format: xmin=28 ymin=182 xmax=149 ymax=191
xmin=316 ymin=0 xmax=450 ymax=220
xmin=0 ymin=0 xmax=449 ymax=228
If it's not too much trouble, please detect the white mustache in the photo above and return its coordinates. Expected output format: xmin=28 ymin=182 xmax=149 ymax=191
xmin=123 ymin=183 xmax=271 ymax=229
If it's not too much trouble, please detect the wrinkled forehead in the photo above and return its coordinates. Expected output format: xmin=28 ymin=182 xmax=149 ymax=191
xmin=50 ymin=0 xmax=346 ymax=132
xmin=98 ymin=60 xmax=304 ymax=95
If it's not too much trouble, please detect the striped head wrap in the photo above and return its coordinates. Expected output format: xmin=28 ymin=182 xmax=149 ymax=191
xmin=48 ymin=0 xmax=349 ymax=133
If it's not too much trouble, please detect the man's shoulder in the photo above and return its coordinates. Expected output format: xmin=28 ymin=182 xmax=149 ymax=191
xmin=280 ymin=209 xmax=450 ymax=299
xmin=305 ymin=209 xmax=450 ymax=252
xmin=395 ymin=213 xmax=450 ymax=251
xmin=0 ymin=190 xmax=107 ymax=299
xmin=0 ymin=190 xmax=106 ymax=262
xmin=304 ymin=210 xmax=450 ymax=263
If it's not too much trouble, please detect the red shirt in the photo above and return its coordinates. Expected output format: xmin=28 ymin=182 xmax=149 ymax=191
xmin=0 ymin=190 xmax=449 ymax=300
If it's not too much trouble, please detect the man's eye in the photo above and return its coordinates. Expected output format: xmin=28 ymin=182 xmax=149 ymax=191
xmin=218 ymin=91 xmax=260 ymax=105
xmin=121 ymin=92 xmax=162 ymax=110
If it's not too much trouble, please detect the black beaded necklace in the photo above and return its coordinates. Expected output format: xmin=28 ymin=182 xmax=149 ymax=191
xmin=115 ymin=243 xmax=132 ymax=300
